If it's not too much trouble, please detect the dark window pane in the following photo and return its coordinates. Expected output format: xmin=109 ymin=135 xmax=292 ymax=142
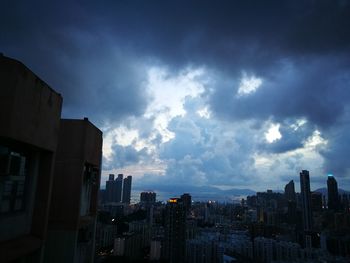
xmin=0 ymin=200 xmax=10 ymax=213
xmin=10 ymin=154 xmax=21 ymax=176
xmin=3 ymin=181 xmax=13 ymax=196
xmin=17 ymin=182 xmax=25 ymax=196
xmin=14 ymin=199 xmax=23 ymax=211
xmin=0 ymin=148 xmax=9 ymax=175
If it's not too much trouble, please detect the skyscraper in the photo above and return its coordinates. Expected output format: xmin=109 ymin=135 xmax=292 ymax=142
xmin=164 ymin=198 xmax=186 ymax=263
xmin=327 ymin=174 xmax=339 ymax=211
xmin=106 ymin=174 xmax=116 ymax=203
xmin=0 ymin=55 xmax=63 ymax=263
xmin=115 ymin=174 xmax=123 ymax=202
xmin=284 ymin=180 xmax=296 ymax=202
xmin=300 ymin=170 xmax=312 ymax=231
xmin=311 ymin=192 xmax=323 ymax=212
xmin=44 ymin=118 xmax=102 ymax=263
xmin=140 ymin=191 xmax=156 ymax=204
xmin=180 ymin=193 xmax=192 ymax=213
xmin=105 ymin=174 xmax=126 ymax=203
xmin=122 ymin=175 xmax=132 ymax=204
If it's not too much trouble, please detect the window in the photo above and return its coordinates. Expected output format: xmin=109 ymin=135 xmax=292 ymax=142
xmin=80 ymin=163 xmax=98 ymax=216
xmin=0 ymin=145 xmax=27 ymax=214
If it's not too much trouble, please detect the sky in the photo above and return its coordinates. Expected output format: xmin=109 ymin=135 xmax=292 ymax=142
xmin=1 ymin=0 xmax=350 ymax=192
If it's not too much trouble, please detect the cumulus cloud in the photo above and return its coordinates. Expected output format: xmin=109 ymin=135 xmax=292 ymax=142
xmin=104 ymin=145 xmax=149 ymax=170
xmin=1 ymin=0 xmax=350 ymax=190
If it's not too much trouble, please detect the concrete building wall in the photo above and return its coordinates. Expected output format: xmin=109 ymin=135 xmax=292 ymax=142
xmin=0 ymin=55 xmax=62 ymax=151
xmin=0 ymin=55 xmax=62 ymax=262
xmin=44 ymin=118 xmax=102 ymax=263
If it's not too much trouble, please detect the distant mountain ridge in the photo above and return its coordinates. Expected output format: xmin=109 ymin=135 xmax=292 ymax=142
xmin=133 ymin=184 xmax=255 ymax=202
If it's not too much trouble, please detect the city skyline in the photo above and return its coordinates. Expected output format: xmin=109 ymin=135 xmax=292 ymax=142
xmin=117 ymin=169 xmax=350 ymax=204
xmin=1 ymin=1 xmax=350 ymax=192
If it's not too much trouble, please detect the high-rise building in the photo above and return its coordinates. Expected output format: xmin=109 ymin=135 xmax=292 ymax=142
xmin=105 ymin=173 xmax=127 ymax=203
xmin=0 ymin=55 xmax=102 ymax=263
xmin=342 ymin=194 xmax=349 ymax=212
xmin=186 ymin=238 xmax=223 ymax=263
xmin=164 ymin=198 xmax=186 ymax=263
xmin=180 ymin=193 xmax=192 ymax=213
xmin=44 ymin=118 xmax=102 ymax=263
xmin=116 ymin=174 xmax=123 ymax=202
xmin=284 ymin=180 xmax=296 ymax=202
xmin=287 ymin=200 xmax=298 ymax=225
xmin=300 ymin=170 xmax=312 ymax=231
xmin=106 ymin=174 xmax=116 ymax=203
xmin=122 ymin=175 xmax=132 ymax=204
xmin=0 ymin=54 xmax=62 ymax=262
xmin=140 ymin=191 xmax=156 ymax=204
xmin=311 ymin=192 xmax=323 ymax=212
xmin=113 ymin=232 xmax=142 ymax=260
xmin=327 ymin=174 xmax=339 ymax=211
xmin=150 ymin=239 xmax=162 ymax=261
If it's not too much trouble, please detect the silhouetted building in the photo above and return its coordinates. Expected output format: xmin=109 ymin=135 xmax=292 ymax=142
xmin=0 ymin=55 xmax=63 ymax=262
xmin=105 ymin=173 xmax=124 ymax=203
xmin=44 ymin=118 xmax=102 ymax=263
xmin=341 ymin=194 xmax=349 ymax=212
xmin=287 ymin=201 xmax=298 ymax=225
xmin=327 ymin=174 xmax=339 ymax=211
xmin=95 ymin=211 xmax=117 ymax=249
xmin=311 ymin=192 xmax=323 ymax=212
xmin=106 ymin=174 xmax=116 ymax=203
xmin=116 ymin=174 xmax=123 ymax=202
xmin=122 ymin=175 xmax=132 ymax=204
xmin=181 ymin=193 xmax=192 ymax=213
xmin=150 ymin=239 xmax=162 ymax=261
xmin=140 ymin=191 xmax=156 ymax=204
xmin=113 ymin=232 xmax=142 ymax=260
xmin=186 ymin=238 xmax=223 ymax=263
xmin=285 ymin=180 xmax=296 ymax=202
xmin=163 ymin=198 xmax=186 ymax=263
xmin=0 ymin=54 xmax=104 ymax=263
xmin=300 ymin=170 xmax=313 ymax=231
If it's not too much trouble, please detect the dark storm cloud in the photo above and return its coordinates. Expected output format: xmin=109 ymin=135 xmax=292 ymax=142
xmin=1 ymin=0 xmax=350 ymax=186
xmin=0 ymin=1 xmax=150 ymax=125
xmin=2 ymin=0 xmax=349 ymax=123
xmin=261 ymin=120 xmax=315 ymax=154
xmin=90 ymin=0 xmax=350 ymax=68
xmin=321 ymin=112 xmax=350 ymax=177
xmin=209 ymin=56 xmax=350 ymax=127
xmin=104 ymin=144 xmax=150 ymax=170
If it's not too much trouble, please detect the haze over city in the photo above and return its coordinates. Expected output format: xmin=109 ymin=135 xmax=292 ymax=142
xmin=2 ymin=0 xmax=350 ymax=194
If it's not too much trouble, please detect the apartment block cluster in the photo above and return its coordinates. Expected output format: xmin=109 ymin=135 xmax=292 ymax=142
xmin=104 ymin=173 xmax=132 ymax=204
xmin=94 ymin=170 xmax=349 ymax=263
xmin=239 ymin=170 xmax=350 ymax=263
xmin=95 ymin=174 xmax=133 ymax=253
xmin=0 ymin=55 xmax=102 ymax=263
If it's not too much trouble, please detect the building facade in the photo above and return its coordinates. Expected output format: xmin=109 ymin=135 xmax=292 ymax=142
xmin=122 ymin=175 xmax=132 ymax=204
xmin=140 ymin=191 xmax=156 ymax=205
xmin=44 ymin=119 xmax=102 ymax=263
xmin=300 ymin=170 xmax=313 ymax=232
xmin=284 ymin=180 xmax=296 ymax=202
xmin=327 ymin=174 xmax=339 ymax=211
xmin=106 ymin=174 xmax=116 ymax=203
xmin=0 ymin=55 xmax=62 ymax=262
xmin=163 ymin=198 xmax=186 ymax=263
